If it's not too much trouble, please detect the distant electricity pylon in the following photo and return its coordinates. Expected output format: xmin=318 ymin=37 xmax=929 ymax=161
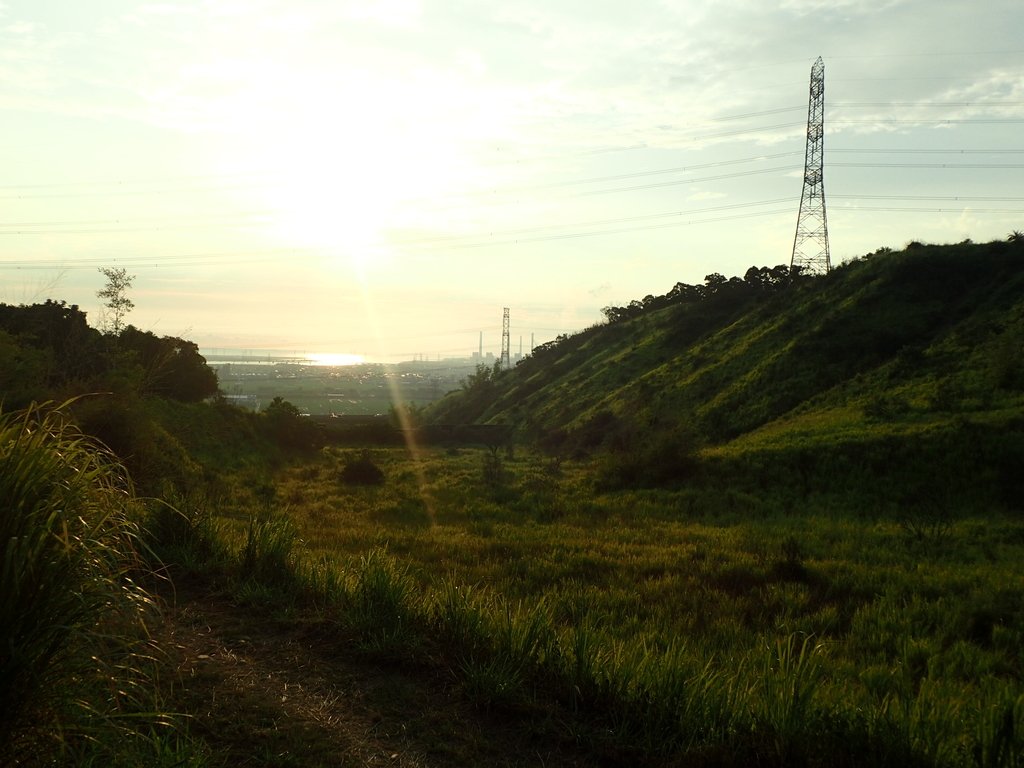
xmin=500 ymin=307 xmax=511 ymax=369
xmin=791 ymin=56 xmax=831 ymax=275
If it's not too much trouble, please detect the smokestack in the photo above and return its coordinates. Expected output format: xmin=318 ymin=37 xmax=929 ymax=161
xmin=479 ymin=331 xmax=483 ymax=358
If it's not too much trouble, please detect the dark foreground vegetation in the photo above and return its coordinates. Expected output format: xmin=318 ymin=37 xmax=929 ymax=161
xmin=2 ymin=235 xmax=1024 ymax=766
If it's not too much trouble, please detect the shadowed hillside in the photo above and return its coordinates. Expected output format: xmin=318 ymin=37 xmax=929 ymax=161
xmin=427 ymin=236 xmax=1024 ymax=500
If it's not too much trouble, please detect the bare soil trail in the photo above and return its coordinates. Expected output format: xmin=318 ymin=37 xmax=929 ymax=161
xmin=155 ymin=583 xmax=601 ymax=768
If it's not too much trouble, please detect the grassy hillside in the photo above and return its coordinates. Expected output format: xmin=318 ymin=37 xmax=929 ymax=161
xmin=428 ymin=237 xmax=1024 ymax=501
xmin=5 ymin=235 xmax=1024 ymax=766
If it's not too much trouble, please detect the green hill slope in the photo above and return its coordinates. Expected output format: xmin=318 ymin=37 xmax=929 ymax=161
xmin=427 ymin=236 xmax=1024 ymax=501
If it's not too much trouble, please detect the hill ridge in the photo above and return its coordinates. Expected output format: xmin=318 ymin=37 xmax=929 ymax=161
xmin=427 ymin=236 xmax=1024 ymax=474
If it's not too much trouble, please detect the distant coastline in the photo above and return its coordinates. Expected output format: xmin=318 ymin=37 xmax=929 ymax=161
xmin=200 ymin=349 xmax=488 ymax=367
xmin=200 ymin=349 xmax=357 ymax=366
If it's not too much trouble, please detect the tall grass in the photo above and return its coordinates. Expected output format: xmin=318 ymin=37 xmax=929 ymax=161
xmin=178 ymin=445 xmax=1024 ymax=766
xmin=756 ymin=633 xmax=826 ymax=763
xmin=240 ymin=508 xmax=298 ymax=587
xmin=0 ymin=403 xmax=189 ymax=764
xmin=344 ymin=547 xmax=419 ymax=654
xmin=145 ymin=486 xmax=228 ymax=573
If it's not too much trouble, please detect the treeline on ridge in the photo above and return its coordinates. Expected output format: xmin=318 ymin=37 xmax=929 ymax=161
xmin=0 ymin=300 xmax=330 ymax=495
xmin=0 ymin=299 xmax=218 ymax=407
xmin=599 ymin=263 xmax=799 ymax=324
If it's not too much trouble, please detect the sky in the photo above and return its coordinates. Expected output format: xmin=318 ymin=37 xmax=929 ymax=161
xmin=1 ymin=0 xmax=1022 ymax=362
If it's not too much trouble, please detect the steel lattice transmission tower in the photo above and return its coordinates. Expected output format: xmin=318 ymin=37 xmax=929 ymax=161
xmin=500 ymin=307 xmax=511 ymax=369
xmin=791 ymin=56 xmax=831 ymax=275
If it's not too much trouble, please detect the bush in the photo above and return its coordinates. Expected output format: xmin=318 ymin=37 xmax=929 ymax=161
xmin=340 ymin=450 xmax=386 ymax=486
xmin=594 ymin=430 xmax=701 ymax=490
xmin=72 ymin=395 xmax=202 ymax=494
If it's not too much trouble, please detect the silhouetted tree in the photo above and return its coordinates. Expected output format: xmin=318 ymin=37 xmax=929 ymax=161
xmin=118 ymin=327 xmax=219 ymax=401
xmin=701 ymin=273 xmax=728 ymax=298
xmin=0 ymin=330 xmax=48 ymax=407
xmin=0 ymin=300 xmax=103 ymax=387
xmin=96 ymin=267 xmax=135 ymax=335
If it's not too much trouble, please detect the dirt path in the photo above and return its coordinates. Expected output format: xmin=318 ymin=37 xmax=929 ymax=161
xmin=157 ymin=587 xmax=599 ymax=768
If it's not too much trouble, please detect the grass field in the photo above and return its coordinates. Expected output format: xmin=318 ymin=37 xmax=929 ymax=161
xmin=206 ymin=443 xmax=1024 ymax=766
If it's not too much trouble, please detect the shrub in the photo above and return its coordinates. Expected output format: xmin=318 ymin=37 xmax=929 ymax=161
xmin=594 ymin=430 xmax=700 ymax=490
xmin=340 ymin=450 xmax=386 ymax=486
xmin=71 ymin=395 xmax=204 ymax=495
xmin=772 ymin=534 xmax=809 ymax=582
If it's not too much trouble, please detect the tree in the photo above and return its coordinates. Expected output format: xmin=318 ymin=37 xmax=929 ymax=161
xmin=700 ymin=273 xmax=728 ymax=299
xmin=96 ymin=267 xmax=135 ymax=335
xmin=0 ymin=300 xmax=104 ymax=386
xmin=118 ymin=327 xmax=219 ymax=401
xmin=461 ymin=362 xmax=498 ymax=395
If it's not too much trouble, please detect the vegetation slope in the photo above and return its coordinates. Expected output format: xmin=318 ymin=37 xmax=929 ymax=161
xmin=428 ymin=237 xmax=1024 ymax=503
xmin=4 ymin=235 xmax=1024 ymax=767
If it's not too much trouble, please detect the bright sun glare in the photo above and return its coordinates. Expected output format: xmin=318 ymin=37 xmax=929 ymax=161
xmin=306 ymin=352 xmax=365 ymax=366
xmin=264 ymin=124 xmax=397 ymax=269
xmin=215 ymin=79 xmax=409 ymax=271
xmin=213 ymin=60 xmax=493 ymax=277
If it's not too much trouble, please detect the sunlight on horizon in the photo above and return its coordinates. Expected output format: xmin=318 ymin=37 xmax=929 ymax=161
xmin=305 ymin=352 xmax=365 ymax=366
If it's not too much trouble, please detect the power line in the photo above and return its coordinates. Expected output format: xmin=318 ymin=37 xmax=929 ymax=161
xmin=829 ymin=49 xmax=1024 ymax=60
xmin=572 ymin=165 xmax=800 ymax=198
xmin=829 ymin=148 xmax=1024 ymax=154
xmin=0 ymin=127 xmax=799 ymax=197
xmin=0 ymin=210 xmax=274 ymax=228
xmin=0 ymin=156 xmax=808 ymax=237
xmin=834 ymin=205 xmax=1024 ymax=214
xmin=1 ymin=146 xmax=1019 ymax=225
xmin=0 ymin=205 xmax=801 ymax=270
xmin=833 ymin=101 xmax=1024 ymax=108
xmin=830 ymin=161 xmax=1024 ymax=169
xmin=1 ymin=112 xmax=1019 ymax=204
xmin=392 ymin=198 xmax=798 ymax=247
xmin=408 ymin=207 xmax=797 ymax=251
xmin=3 ymin=157 xmax=1021 ymax=237
xmin=481 ymin=152 xmax=803 ymax=194
xmin=1 ymin=83 xmax=1021 ymax=276
xmin=830 ymin=118 xmax=1024 ymax=125
xmin=709 ymin=106 xmax=804 ymax=121
xmin=2 ymin=181 xmax=1021 ymax=268
xmin=832 ymin=194 xmax=1024 ymax=201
